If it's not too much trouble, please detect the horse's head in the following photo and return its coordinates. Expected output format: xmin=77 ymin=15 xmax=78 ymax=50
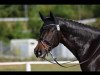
xmin=34 ymin=12 xmax=61 ymax=58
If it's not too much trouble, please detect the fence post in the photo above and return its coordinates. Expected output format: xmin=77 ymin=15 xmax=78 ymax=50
xmin=26 ymin=63 xmax=31 ymax=71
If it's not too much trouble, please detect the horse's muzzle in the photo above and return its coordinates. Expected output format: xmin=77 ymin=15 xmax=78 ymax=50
xmin=34 ymin=49 xmax=46 ymax=58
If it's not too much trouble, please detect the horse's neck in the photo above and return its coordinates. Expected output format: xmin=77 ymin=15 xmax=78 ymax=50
xmin=60 ymin=23 xmax=99 ymax=61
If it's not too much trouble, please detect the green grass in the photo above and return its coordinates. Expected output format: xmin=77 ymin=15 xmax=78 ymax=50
xmin=0 ymin=64 xmax=25 ymax=71
xmin=0 ymin=64 xmax=81 ymax=71
xmin=31 ymin=64 xmax=81 ymax=71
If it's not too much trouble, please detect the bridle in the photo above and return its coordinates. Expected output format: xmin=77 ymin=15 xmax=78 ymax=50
xmin=39 ymin=24 xmax=80 ymax=68
xmin=39 ymin=24 xmax=99 ymax=68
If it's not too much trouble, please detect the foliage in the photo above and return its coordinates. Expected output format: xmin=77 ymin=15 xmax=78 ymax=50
xmin=0 ymin=5 xmax=100 ymax=42
xmin=0 ymin=21 xmax=31 ymax=43
xmin=0 ymin=5 xmax=24 ymax=17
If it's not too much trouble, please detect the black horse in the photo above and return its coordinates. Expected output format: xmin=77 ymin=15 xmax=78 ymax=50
xmin=34 ymin=12 xmax=100 ymax=71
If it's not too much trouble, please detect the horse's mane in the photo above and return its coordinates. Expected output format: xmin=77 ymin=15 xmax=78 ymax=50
xmin=56 ymin=17 xmax=100 ymax=32
xmin=53 ymin=17 xmax=100 ymax=39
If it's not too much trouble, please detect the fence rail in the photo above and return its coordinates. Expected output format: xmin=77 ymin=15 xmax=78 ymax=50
xmin=0 ymin=18 xmax=29 ymax=22
xmin=0 ymin=61 xmax=79 ymax=71
xmin=0 ymin=18 xmax=96 ymax=23
xmin=0 ymin=61 xmax=79 ymax=65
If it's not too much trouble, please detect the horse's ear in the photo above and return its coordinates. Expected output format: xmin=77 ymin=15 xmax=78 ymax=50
xmin=50 ymin=11 xmax=55 ymax=20
xmin=39 ymin=12 xmax=45 ymax=22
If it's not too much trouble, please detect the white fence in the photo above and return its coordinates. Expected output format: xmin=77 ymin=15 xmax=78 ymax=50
xmin=0 ymin=18 xmax=96 ymax=23
xmin=0 ymin=18 xmax=29 ymax=22
xmin=78 ymin=18 xmax=96 ymax=24
xmin=0 ymin=61 xmax=79 ymax=71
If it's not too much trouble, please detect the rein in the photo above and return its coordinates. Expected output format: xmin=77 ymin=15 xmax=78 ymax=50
xmin=44 ymin=52 xmax=80 ymax=68
xmin=42 ymin=43 xmax=99 ymax=68
xmin=45 ymin=44 xmax=100 ymax=68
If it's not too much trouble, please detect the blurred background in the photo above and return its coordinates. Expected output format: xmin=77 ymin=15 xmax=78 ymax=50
xmin=0 ymin=5 xmax=100 ymax=71
xmin=0 ymin=5 xmax=100 ymax=61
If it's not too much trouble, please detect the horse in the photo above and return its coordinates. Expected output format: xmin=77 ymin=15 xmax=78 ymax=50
xmin=34 ymin=12 xmax=100 ymax=71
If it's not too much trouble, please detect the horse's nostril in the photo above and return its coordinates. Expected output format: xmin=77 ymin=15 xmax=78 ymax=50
xmin=34 ymin=50 xmax=42 ymax=58
xmin=38 ymin=51 xmax=42 ymax=56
